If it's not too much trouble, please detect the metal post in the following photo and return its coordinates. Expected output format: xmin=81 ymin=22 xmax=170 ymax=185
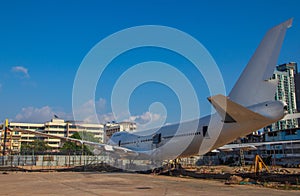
xmin=2 ymin=119 xmax=8 ymax=156
xmin=2 ymin=119 xmax=8 ymax=165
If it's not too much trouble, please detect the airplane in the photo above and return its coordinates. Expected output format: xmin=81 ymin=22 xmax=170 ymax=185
xmin=13 ymin=18 xmax=299 ymax=168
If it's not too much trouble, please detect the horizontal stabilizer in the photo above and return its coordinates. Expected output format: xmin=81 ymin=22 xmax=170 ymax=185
xmin=208 ymin=94 xmax=268 ymax=123
xmin=282 ymin=113 xmax=300 ymax=120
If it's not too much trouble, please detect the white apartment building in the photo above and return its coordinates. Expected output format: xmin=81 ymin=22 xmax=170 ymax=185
xmin=3 ymin=118 xmax=104 ymax=151
xmin=270 ymin=63 xmax=298 ymax=131
xmin=104 ymin=121 xmax=137 ymax=143
xmin=1 ymin=118 xmax=136 ymax=153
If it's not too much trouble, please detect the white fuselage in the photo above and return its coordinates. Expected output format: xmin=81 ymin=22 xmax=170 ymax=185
xmin=108 ymin=100 xmax=286 ymax=161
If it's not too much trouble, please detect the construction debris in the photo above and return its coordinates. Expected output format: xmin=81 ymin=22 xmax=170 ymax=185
xmin=225 ymin=175 xmax=243 ymax=184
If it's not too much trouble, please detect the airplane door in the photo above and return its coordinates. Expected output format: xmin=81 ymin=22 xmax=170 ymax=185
xmin=152 ymin=133 xmax=161 ymax=149
xmin=136 ymin=136 xmax=140 ymax=147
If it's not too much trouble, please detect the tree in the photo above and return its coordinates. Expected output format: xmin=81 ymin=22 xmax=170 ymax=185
xmin=61 ymin=131 xmax=95 ymax=155
xmin=21 ymin=140 xmax=51 ymax=154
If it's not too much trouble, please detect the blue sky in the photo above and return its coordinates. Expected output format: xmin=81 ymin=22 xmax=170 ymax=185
xmin=0 ymin=0 xmax=299 ymax=125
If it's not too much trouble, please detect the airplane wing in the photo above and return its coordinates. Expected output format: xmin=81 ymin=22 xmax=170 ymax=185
xmin=13 ymin=128 xmax=139 ymax=158
xmin=216 ymin=139 xmax=300 ymax=152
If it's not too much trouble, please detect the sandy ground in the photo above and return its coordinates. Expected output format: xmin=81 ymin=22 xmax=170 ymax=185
xmin=0 ymin=172 xmax=299 ymax=196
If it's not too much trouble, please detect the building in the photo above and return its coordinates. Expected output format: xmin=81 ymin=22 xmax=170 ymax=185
xmin=1 ymin=118 xmax=105 ymax=153
xmin=103 ymin=121 xmax=136 ymax=143
xmin=269 ymin=62 xmax=298 ymax=131
xmin=0 ymin=118 xmax=137 ymax=154
xmin=264 ymin=128 xmax=300 ymax=159
xmin=256 ymin=62 xmax=300 ymax=163
xmin=214 ymin=62 xmax=300 ymax=166
xmin=293 ymin=63 xmax=300 ymax=125
xmin=0 ymin=121 xmax=44 ymax=154
xmin=119 ymin=121 xmax=137 ymax=132
xmin=42 ymin=119 xmax=103 ymax=149
xmin=0 ymin=128 xmax=21 ymax=154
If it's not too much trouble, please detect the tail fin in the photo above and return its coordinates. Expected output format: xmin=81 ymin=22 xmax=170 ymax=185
xmin=229 ymin=19 xmax=293 ymax=107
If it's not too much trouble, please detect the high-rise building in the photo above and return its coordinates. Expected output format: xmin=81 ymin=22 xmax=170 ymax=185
xmin=294 ymin=63 xmax=300 ymax=114
xmin=268 ymin=62 xmax=298 ymax=131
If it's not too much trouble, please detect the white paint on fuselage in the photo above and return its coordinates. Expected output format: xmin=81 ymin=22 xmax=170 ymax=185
xmin=108 ymin=100 xmax=285 ymax=161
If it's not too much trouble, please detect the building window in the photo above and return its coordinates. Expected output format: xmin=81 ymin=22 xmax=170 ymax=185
xmin=285 ymin=129 xmax=297 ymax=135
xmin=267 ymin=132 xmax=278 ymax=137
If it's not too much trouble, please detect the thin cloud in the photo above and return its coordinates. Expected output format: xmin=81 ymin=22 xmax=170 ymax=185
xmin=73 ymin=98 xmax=110 ymax=123
xmin=13 ymin=102 xmax=165 ymax=133
xmin=15 ymin=106 xmax=71 ymax=123
xmin=72 ymin=98 xmax=166 ymax=127
xmin=126 ymin=111 xmax=166 ymax=131
xmin=15 ymin=106 xmax=54 ymax=123
xmin=86 ymin=112 xmax=115 ymax=124
xmin=11 ymin=66 xmax=30 ymax=78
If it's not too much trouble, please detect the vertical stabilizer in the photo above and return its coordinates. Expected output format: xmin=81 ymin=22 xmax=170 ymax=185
xmin=229 ymin=19 xmax=293 ymax=106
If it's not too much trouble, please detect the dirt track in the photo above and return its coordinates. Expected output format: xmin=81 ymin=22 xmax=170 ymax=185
xmin=0 ymin=172 xmax=299 ymax=195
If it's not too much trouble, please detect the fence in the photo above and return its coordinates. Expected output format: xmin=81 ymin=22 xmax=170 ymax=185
xmin=0 ymin=155 xmax=201 ymax=171
xmin=0 ymin=155 xmax=112 ymax=168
